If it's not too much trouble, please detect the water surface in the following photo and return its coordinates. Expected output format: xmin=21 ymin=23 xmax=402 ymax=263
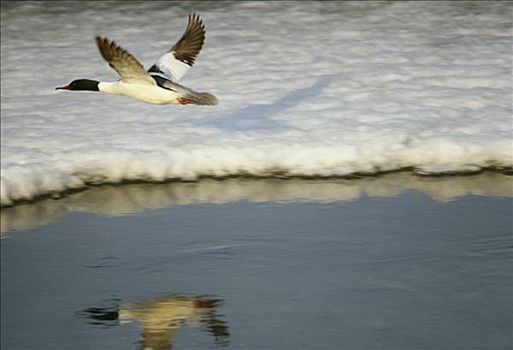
xmin=1 ymin=176 xmax=511 ymax=349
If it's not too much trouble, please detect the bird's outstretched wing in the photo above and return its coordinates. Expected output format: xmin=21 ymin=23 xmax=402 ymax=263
xmin=148 ymin=13 xmax=206 ymax=82
xmin=96 ymin=36 xmax=156 ymax=85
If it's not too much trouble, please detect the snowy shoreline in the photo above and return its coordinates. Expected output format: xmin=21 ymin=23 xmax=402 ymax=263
xmin=2 ymin=2 xmax=512 ymax=207
xmin=2 ymin=169 xmax=512 ymax=233
xmin=1 ymin=168 xmax=511 ymax=208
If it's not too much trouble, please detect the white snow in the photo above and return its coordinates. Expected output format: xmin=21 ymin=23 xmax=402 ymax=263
xmin=1 ymin=1 xmax=512 ymax=206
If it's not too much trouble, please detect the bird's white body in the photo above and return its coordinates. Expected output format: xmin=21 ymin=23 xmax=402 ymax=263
xmin=98 ymin=81 xmax=181 ymax=105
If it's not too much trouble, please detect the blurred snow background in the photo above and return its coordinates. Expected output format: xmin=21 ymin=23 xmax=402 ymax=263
xmin=1 ymin=1 xmax=512 ymax=206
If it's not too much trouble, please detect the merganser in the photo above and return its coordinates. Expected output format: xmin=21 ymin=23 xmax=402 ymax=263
xmin=56 ymin=13 xmax=217 ymax=106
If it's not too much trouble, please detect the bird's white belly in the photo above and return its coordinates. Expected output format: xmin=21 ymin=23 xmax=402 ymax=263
xmin=98 ymin=82 xmax=179 ymax=105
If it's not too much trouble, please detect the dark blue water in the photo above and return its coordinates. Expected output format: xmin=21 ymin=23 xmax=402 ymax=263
xmin=1 ymin=188 xmax=511 ymax=350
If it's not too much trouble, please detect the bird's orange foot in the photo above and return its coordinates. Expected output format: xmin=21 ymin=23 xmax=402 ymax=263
xmin=177 ymin=98 xmax=189 ymax=105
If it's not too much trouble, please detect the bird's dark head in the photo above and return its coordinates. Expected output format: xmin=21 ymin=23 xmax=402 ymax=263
xmin=56 ymin=79 xmax=99 ymax=91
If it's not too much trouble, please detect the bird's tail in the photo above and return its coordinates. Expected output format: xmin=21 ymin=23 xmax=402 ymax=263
xmin=182 ymin=91 xmax=218 ymax=105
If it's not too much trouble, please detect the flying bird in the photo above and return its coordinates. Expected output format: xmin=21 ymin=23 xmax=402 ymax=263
xmin=56 ymin=13 xmax=217 ymax=106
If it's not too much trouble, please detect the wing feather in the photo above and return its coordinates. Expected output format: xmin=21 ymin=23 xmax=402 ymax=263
xmin=148 ymin=13 xmax=206 ymax=82
xmin=171 ymin=13 xmax=205 ymax=66
xmin=96 ymin=36 xmax=156 ymax=85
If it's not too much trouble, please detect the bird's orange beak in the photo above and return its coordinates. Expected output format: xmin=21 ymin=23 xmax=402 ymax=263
xmin=55 ymin=84 xmax=71 ymax=90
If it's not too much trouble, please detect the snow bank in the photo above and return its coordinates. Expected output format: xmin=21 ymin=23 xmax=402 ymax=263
xmin=1 ymin=1 xmax=511 ymax=206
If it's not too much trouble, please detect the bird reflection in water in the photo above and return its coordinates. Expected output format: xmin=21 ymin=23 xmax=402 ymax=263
xmin=80 ymin=295 xmax=229 ymax=349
